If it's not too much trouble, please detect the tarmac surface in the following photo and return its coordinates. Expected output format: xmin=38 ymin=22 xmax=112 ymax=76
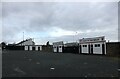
xmin=2 ymin=50 xmax=120 ymax=77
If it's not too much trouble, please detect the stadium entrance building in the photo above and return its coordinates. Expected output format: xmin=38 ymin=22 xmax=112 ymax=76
xmin=79 ymin=36 xmax=106 ymax=55
xmin=53 ymin=41 xmax=64 ymax=53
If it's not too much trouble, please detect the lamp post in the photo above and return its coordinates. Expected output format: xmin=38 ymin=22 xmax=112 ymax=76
xmin=75 ymin=32 xmax=77 ymax=42
xmin=23 ymin=32 xmax=24 ymax=46
xmin=23 ymin=32 xmax=24 ymax=41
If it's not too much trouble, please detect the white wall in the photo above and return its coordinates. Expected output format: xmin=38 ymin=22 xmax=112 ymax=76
xmin=93 ymin=44 xmax=101 ymax=54
xmin=36 ymin=46 xmax=42 ymax=51
xmin=29 ymin=46 xmax=32 ymax=51
xmin=81 ymin=44 xmax=88 ymax=53
xmin=93 ymin=43 xmax=102 ymax=54
xmin=24 ymin=45 xmax=42 ymax=51
xmin=104 ymin=43 xmax=106 ymax=55
xmin=25 ymin=46 xmax=28 ymax=50
xmin=35 ymin=46 xmax=38 ymax=51
xmin=40 ymin=46 xmax=42 ymax=51
xmin=53 ymin=46 xmax=57 ymax=52
xmin=58 ymin=45 xmax=62 ymax=53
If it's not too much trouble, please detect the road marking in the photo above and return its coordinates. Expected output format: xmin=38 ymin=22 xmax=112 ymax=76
xmin=36 ymin=62 xmax=40 ymax=64
xmin=84 ymin=75 xmax=87 ymax=77
xmin=14 ymin=67 xmax=26 ymax=75
xmin=117 ymin=69 xmax=120 ymax=71
xmin=50 ymin=68 xmax=55 ymax=70
xmin=28 ymin=59 xmax=32 ymax=61
xmin=84 ymin=62 xmax=88 ymax=65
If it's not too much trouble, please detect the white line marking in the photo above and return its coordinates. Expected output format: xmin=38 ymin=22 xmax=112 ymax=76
xmin=14 ymin=67 xmax=26 ymax=75
xmin=83 ymin=62 xmax=88 ymax=65
xmin=36 ymin=62 xmax=40 ymax=64
xmin=117 ymin=69 xmax=120 ymax=71
xmin=50 ymin=68 xmax=55 ymax=70
xmin=28 ymin=59 xmax=32 ymax=61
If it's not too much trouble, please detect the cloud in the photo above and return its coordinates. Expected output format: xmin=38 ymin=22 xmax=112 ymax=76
xmin=2 ymin=2 xmax=118 ymax=44
xmin=1 ymin=0 xmax=120 ymax=2
xmin=0 ymin=2 xmax=2 ymax=42
xmin=118 ymin=2 xmax=120 ymax=42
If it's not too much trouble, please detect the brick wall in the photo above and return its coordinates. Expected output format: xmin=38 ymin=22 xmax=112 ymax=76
xmin=106 ymin=42 xmax=120 ymax=57
xmin=42 ymin=45 xmax=53 ymax=52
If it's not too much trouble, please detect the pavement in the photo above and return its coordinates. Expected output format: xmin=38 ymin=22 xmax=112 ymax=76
xmin=2 ymin=50 xmax=120 ymax=77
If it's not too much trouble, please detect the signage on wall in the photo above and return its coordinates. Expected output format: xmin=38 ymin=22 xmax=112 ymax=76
xmin=53 ymin=41 xmax=64 ymax=46
xmin=79 ymin=36 xmax=105 ymax=43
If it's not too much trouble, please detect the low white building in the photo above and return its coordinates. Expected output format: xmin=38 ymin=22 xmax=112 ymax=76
xmin=79 ymin=36 xmax=106 ymax=55
xmin=53 ymin=41 xmax=64 ymax=53
xmin=24 ymin=45 xmax=42 ymax=51
xmin=16 ymin=38 xmax=42 ymax=51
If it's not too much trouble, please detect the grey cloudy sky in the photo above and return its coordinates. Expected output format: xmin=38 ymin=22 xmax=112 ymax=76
xmin=1 ymin=2 xmax=118 ymax=45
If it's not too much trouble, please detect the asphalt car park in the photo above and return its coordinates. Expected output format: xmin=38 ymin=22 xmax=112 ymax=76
xmin=2 ymin=50 xmax=120 ymax=77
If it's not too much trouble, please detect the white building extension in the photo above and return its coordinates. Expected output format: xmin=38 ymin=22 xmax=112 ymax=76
xmin=53 ymin=41 xmax=64 ymax=53
xmin=24 ymin=45 xmax=42 ymax=51
xmin=79 ymin=36 xmax=106 ymax=55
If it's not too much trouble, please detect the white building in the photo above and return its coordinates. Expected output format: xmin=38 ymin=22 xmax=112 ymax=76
xmin=53 ymin=41 xmax=64 ymax=53
xmin=79 ymin=36 xmax=106 ymax=55
xmin=16 ymin=38 xmax=42 ymax=51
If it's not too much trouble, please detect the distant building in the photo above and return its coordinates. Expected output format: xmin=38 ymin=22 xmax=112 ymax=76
xmin=16 ymin=38 xmax=43 ymax=51
xmin=16 ymin=38 xmax=35 ymax=46
xmin=53 ymin=41 xmax=64 ymax=53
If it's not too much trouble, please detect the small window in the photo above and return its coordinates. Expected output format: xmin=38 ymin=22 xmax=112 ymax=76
xmin=83 ymin=45 xmax=87 ymax=47
xmin=95 ymin=44 xmax=100 ymax=47
xmin=95 ymin=44 xmax=97 ymax=47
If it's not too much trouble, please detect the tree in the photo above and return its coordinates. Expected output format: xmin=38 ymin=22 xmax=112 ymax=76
xmin=1 ymin=42 xmax=6 ymax=49
xmin=1 ymin=42 xmax=6 ymax=46
xmin=46 ymin=41 xmax=50 ymax=46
